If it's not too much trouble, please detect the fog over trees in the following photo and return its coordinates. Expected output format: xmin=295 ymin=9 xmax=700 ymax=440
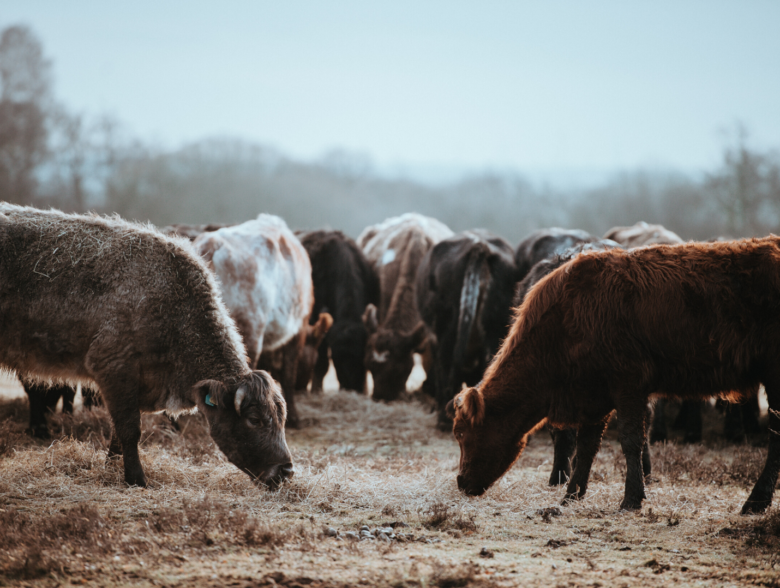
xmin=2 ymin=24 xmax=779 ymax=242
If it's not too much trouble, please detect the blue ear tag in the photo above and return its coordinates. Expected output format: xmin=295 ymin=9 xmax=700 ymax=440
xmin=205 ymin=393 xmax=216 ymax=407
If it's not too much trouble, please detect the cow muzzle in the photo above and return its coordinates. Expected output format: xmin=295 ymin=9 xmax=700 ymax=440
xmin=255 ymin=462 xmax=294 ymax=490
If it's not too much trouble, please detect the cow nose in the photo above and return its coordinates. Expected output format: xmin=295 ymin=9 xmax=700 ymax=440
xmin=279 ymin=463 xmax=294 ymax=479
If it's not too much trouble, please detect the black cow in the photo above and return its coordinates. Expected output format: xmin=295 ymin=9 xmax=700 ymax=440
xmin=515 ymin=228 xmax=597 ymax=281
xmin=510 ymin=238 xmax=652 ymax=486
xmin=296 ymin=230 xmax=380 ymax=393
xmin=416 ymin=230 xmax=518 ymax=429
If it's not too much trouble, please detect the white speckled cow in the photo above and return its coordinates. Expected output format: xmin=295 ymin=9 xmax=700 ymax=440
xmin=194 ymin=214 xmax=317 ymax=427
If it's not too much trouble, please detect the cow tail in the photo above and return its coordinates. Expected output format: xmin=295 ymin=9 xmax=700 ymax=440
xmin=451 ymin=245 xmax=490 ymax=387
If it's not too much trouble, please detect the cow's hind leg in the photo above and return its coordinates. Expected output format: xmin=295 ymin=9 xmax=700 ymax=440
xmin=549 ymin=427 xmax=576 ymax=486
xmin=616 ymin=399 xmax=649 ymax=511
xmin=23 ymin=380 xmax=54 ymax=439
xmin=742 ymin=382 xmax=780 ymax=514
xmin=562 ymin=415 xmax=610 ymax=503
xmin=650 ymin=398 xmax=667 ymax=444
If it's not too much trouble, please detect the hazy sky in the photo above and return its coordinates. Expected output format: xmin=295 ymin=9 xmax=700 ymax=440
xmin=2 ymin=1 xmax=779 ymax=177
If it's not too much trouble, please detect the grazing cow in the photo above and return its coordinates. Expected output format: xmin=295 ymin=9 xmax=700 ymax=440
xmin=358 ymin=213 xmax=454 ymax=401
xmin=23 ymin=380 xmax=101 ymax=439
xmin=450 ymin=238 xmax=780 ymax=514
xmin=296 ymin=230 xmax=380 ymax=393
xmin=515 ymin=228 xmax=597 ymax=281
xmin=0 ymin=204 xmax=292 ymax=489
xmin=194 ymin=215 xmax=314 ymax=428
xmin=416 ymin=230 xmax=517 ymax=429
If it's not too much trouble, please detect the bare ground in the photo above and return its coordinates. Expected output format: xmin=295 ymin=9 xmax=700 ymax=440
xmin=1 ymin=372 xmax=779 ymax=588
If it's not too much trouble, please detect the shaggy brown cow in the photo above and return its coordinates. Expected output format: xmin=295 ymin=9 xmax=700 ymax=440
xmin=0 ymin=204 xmax=293 ymax=489
xmin=451 ymin=238 xmax=779 ymax=514
xmin=194 ymin=215 xmax=315 ymax=427
xmin=358 ymin=213 xmax=453 ymax=401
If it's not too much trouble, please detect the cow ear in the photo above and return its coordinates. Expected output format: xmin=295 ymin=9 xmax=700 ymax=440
xmin=445 ymin=398 xmax=456 ymax=419
xmin=406 ymin=321 xmax=428 ymax=353
xmin=362 ymin=304 xmax=379 ymax=334
xmin=461 ymin=387 xmax=485 ymax=426
xmin=312 ymin=312 xmax=334 ymax=341
xmin=194 ymin=380 xmax=226 ymax=411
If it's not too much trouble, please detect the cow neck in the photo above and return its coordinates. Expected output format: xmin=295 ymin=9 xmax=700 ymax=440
xmin=382 ymin=232 xmax=429 ymax=332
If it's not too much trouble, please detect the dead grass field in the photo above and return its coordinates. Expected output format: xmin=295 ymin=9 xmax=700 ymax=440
xmin=1 ymin=371 xmax=779 ymax=588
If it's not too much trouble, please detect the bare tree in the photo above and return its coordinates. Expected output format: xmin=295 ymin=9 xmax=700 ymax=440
xmin=707 ymin=124 xmax=780 ymax=236
xmin=0 ymin=25 xmax=51 ymax=204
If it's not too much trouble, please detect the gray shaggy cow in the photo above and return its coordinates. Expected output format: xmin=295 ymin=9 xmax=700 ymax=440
xmin=0 ymin=204 xmax=293 ymax=489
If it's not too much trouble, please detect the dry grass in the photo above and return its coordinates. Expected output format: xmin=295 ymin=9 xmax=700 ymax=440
xmin=1 ymin=374 xmax=779 ymax=587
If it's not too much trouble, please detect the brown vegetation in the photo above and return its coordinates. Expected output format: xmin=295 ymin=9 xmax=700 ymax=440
xmin=0 ymin=374 xmax=778 ymax=587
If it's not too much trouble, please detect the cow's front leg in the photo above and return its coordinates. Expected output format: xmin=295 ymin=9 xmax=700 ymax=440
xmin=616 ymin=400 xmax=648 ymax=510
xmin=563 ymin=415 xmax=610 ymax=503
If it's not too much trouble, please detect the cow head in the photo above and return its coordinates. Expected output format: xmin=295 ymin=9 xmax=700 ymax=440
xmin=195 ymin=370 xmax=293 ymax=489
xmin=448 ymin=386 xmax=526 ymax=497
xmin=362 ymin=304 xmax=428 ymax=401
xmin=296 ymin=312 xmax=334 ymax=390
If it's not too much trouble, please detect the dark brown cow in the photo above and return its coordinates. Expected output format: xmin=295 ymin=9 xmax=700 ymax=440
xmin=296 ymin=230 xmax=380 ymax=393
xmin=416 ymin=230 xmax=518 ymax=429
xmin=451 ymin=238 xmax=779 ymax=514
xmin=358 ymin=213 xmax=453 ymax=401
xmin=0 ymin=204 xmax=292 ymax=489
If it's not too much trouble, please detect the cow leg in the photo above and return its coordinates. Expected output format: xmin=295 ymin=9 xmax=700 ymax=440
xmin=311 ymin=341 xmax=329 ymax=393
xmin=742 ymin=383 xmax=780 ymax=514
xmin=59 ymin=385 xmax=76 ymax=415
xmin=743 ymin=395 xmax=761 ymax=437
xmin=682 ymin=400 xmax=703 ymax=444
xmin=616 ymin=400 xmax=649 ymax=511
xmin=548 ymin=427 xmax=576 ymax=486
xmin=650 ymin=398 xmax=667 ymax=443
xmin=100 ymin=383 xmax=146 ymax=487
xmin=23 ymin=380 xmax=54 ymax=439
xmin=279 ymin=334 xmax=303 ymax=429
xmin=642 ymin=403 xmax=652 ymax=477
xmin=562 ymin=416 xmax=610 ymax=503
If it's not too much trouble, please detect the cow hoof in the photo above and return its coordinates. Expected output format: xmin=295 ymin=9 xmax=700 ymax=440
xmin=619 ymin=498 xmax=642 ymax=511
xmin=741 ymin=499 xmax=771 ymax=515
xmin=27 ymin=425 xmax=51 ymax=440
xmin=561 ymin=493 xmax=582 ymax=505
xmin=125 ymin=471 xmax=147 ymax=488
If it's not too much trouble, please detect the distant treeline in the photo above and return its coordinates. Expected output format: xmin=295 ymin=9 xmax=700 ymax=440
xmin=2 ymin=25 xmax=779 ymax=243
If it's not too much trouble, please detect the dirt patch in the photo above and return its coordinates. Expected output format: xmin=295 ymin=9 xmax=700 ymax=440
xmin=1 ymin=384 xmax=779 ymax=587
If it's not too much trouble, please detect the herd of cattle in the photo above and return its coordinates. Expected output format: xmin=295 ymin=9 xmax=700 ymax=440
xmin=0 ymin=203 xmax=775 ymax=515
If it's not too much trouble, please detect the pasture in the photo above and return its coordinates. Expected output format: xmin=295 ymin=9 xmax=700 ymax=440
xmin=1 ymin=371 xmax=778 ymax=588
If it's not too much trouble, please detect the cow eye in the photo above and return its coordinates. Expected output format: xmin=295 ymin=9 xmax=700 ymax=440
xmin=244 ymin=408 xmax=266 ymax=427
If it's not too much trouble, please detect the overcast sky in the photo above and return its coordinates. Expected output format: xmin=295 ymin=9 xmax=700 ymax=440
xmin=3 ymin=1 xmax=779 ymax=180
